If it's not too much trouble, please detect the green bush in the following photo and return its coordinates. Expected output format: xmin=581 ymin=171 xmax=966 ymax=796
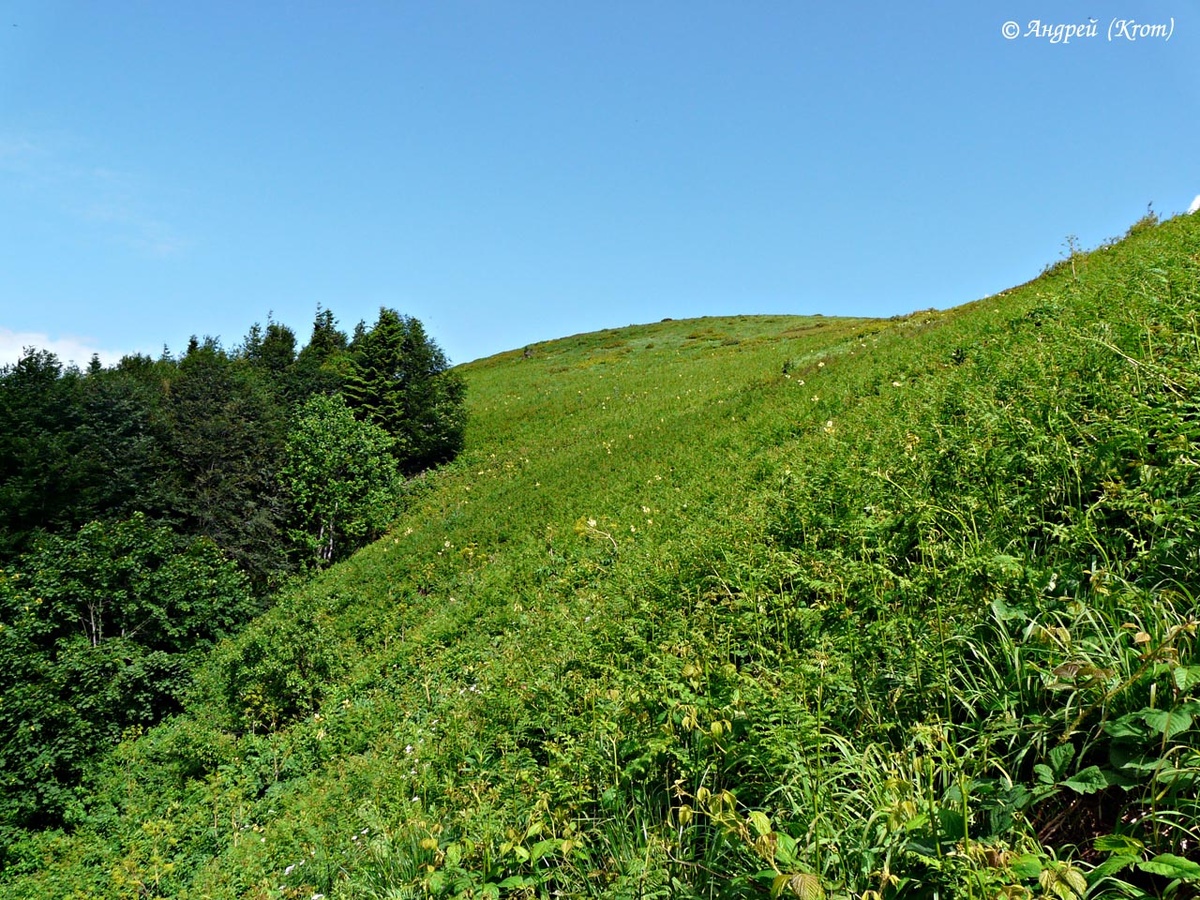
xmin=0 ymin=514 xmax=253 ymax=837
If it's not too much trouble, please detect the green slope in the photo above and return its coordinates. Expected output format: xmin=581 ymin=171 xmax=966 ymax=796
xmin=7 ymin=215 xmax=1200 ymax=899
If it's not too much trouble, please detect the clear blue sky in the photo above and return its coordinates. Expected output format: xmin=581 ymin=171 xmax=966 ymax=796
xmin=2 ymin=2 xmax=1198 ymax=367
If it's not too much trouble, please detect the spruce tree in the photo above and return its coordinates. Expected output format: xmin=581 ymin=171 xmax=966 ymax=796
xmin=344 ymin=308 xmax=466 ymax=474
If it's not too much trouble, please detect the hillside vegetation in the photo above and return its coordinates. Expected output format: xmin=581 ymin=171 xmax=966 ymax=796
xmin=6 ymin=214 xmax=1200 ymax=899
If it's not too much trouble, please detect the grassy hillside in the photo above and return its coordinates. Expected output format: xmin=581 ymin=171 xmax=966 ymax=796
xmin=6 ymin=214 xmax=1200 ymax=899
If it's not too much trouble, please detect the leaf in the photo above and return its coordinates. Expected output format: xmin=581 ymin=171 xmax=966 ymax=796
xmin=1034 ymin=763 xmax=1056 ymax=785
xmin=1142 ymin=707 xmax=1193 ymax=739
xmin=937 ymin=807 xmax=967 ymax=840
xmin=1040 ymin=862 xmax=1088 ymax=899
xmin=1138 ymin=853 xmax=1200 ymax=880
xmin=1049 ymin=743 xmax=1075 ymax=777
xmin=1173 ymin=665 xmax=1200 ymax=693
xmin=1094 ymin=834 xmax=1144 ymax=854
xmin=775 ymin=830 xmax=800 ymax=868
xmin=1104 ymin=714 xmax=1147 ymax=741
xmin=749 ymin=810 xmax=773 ymax=837
xmin=1088 ymin=854 xmax=1138 ymax=882
xmin=1062 ymin=766 xmax=1108 ymax=794
xmin=777 ymin=873 xmax=825 ymax=900
xmin=1010 ymin=854 xmax=1043 ymax=879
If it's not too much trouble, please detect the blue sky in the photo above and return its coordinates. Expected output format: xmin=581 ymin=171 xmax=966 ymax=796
xmin=2 ymin=2 xmax=1198 ymax=367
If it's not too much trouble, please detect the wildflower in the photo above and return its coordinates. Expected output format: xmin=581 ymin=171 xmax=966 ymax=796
xmin=641 ymin=506 xmax=651 ymax=514
xmin=892 ymin=381 xmax=902 ymax=387
xmin=285 ymin=865 xmax=296 ymax=876
xmin=587 ymin=518 xmax=597 ymax=528
xmin=818 ymin=361 xmax=825 ymax=368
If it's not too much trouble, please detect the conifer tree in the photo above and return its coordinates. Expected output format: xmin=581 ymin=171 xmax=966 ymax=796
xmin=343 ymin=308 xmax=466 ymax=474
xmin=291 ymin=307 xmax=350 ymax=401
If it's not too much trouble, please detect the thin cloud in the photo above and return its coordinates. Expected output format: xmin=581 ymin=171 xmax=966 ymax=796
xmin=0 ymin=328 xmax=130 ymax=370
xmin=0 ymin=130 xmax=191 ymax=259
xmin=0 ymin=135 xmax=39 ymax=166
xmin=81 ymin=199 xmax=192 ymax=258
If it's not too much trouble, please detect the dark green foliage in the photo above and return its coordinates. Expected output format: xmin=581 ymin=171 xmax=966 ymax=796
xmin=158 ymin=339 xmax=292 ymax=589
xmin=0 ymin=308 xmax=461 ymax=588
xmin=290 ymin=307 xmax=352 ymax=401
xmin=0 ymin=351 xmax=85 ymax=559
xmin=241 ymin=317 xmax=298 ymax=387
xmin=344 ymin=308 xmax=467 ymax=474
xmin=0 ymin=514 xmax=252 ymax=836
